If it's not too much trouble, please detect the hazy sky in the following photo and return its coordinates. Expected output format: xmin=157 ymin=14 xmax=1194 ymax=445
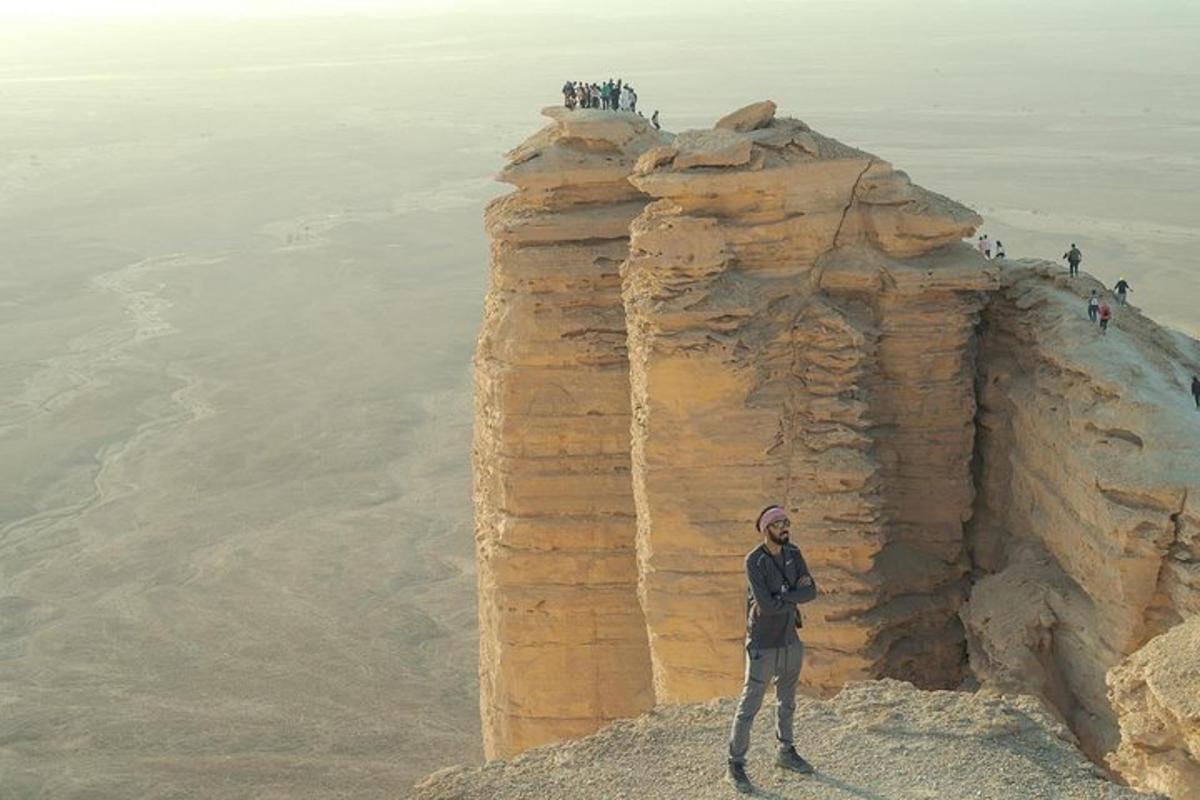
xmin=0 ymin=0 xmax=479 ymax=17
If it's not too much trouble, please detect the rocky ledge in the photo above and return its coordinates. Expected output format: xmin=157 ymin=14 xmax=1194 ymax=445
xmin=412 ymin=680 xmax=1153 ymax=799
xmin=472 ymin=101 xmax=1200 ymax=795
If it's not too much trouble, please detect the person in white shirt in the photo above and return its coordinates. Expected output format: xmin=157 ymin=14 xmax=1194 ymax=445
xmin=619 ymin=86 xmax=632 ymax=112
xmin=993 ymin=240 xmax=1006 ymax=259
xmin=977 ymin=235 xmax=991 ymax=258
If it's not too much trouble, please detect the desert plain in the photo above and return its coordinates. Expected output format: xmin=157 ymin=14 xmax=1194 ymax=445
xmin=1 ymin=3 xmax=1198 ymax=797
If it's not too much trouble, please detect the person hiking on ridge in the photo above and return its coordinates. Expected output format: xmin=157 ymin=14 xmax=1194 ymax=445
xmin=994 ymin=240 xmax=1006 ymax=259
xmin=726 ymin=505 xmax=817 ymax=794
xmin=651 ymin=109 xmax=660 ymax=130
xmin=1064 ymin=243 xmax=1082 ymax=276
xmin=1098 ymin=300 xmax=1112 ymax=335
xmin=1088 ymin=290 xmax=1100 ymax=323
xmin=977 ymin=234 xmax=991 ymax=259
xmin=1114 ymin=277 xmax=1132 ymax=306
xmin=1192 ymin=376 xmax=1200 ymax=409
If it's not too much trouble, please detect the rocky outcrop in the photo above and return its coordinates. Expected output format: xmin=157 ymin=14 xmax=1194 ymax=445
xmin=412 ymin=679 xmax=1152 ymax=800
xmin=1108 ymin=616 xmax=1200 ymax=799
xmin=474 ymin=103 xmax=1200 ymax=793
xmin=473 ymin=108 xmax=669 ymax=757
xmin=963 ymin=261 xmax=1200 ymax=763
xmin=622 ymin=108 xmax=993 ymax=700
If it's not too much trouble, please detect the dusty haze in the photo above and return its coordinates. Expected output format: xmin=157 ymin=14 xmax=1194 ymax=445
xmin=1 ymin=2 xmax=1198 ymax=797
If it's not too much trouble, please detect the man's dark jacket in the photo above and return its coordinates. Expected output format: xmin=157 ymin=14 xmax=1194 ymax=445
xmin=743 ymin=542 xmax=817 ymax=651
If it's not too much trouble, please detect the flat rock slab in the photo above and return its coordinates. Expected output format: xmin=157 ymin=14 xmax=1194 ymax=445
xmin=715 ymin=99 xmax=777 ymax=132
xmin=671 ymin=128 xmax=753 ymax=169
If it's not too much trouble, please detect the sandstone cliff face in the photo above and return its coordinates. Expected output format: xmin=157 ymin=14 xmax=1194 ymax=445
xmin=473 ymin=109 xmax=669 ymax=757
xmin=962 ymin=261 xmax=1200 ymax=762
xmin=621 ymin=110 xmax=993 ymax=700
xmin=474 ymin=104 xmax=1200 ymax=795
xmin=1108 ymin=615 xmax=1200 ymax=799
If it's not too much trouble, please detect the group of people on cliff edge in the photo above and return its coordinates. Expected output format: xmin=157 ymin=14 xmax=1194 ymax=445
xmin=559 ymin=79 xmax=661 ymax=129
xmin=562 ymin=79 xmax=638 ymax=113
xmin=975 ymin=234 xmax=1006 ymax=259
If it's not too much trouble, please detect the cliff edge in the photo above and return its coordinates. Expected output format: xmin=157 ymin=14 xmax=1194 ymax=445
xmin=412 ymin=680 xmax=1152 ymax=799
xmin=472 ymin=101 xmax=1200 ymax=795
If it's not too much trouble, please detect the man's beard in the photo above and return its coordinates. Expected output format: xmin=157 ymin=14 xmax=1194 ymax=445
xmin=768 ymin=530 xmax=789 ymax=546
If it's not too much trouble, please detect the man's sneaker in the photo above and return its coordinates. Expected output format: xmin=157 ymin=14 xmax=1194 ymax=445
xmin=725 ymin=760 xmax=753 ymax=794
xmin=776 ymin=746 xmax=814 ymax=774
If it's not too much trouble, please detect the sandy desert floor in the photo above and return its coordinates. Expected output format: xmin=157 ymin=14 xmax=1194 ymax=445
xmin=0 ymin=4 xmax=1197 ymax=798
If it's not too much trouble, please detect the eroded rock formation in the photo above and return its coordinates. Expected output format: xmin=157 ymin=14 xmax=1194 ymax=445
xmin=1108 ymin=615 xmax=1200 ymax=799
xmin=962 ymin=261 xmax=1200 ymax=769
xmin=474 ymin=103 xmax=1200 ymax=795
xmin=622 ymin=109 xmax=994 ymax=700
xmin=473 ymin=108 xmax=668 ymax=757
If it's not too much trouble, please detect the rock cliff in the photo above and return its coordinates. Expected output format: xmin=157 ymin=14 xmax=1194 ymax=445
xmin=622 ymin=108 xmax=994 ymax=700
xmin=1108 ymin=615 xmax=1200 ymax=799
xmin=473 ymin=102 xmax=1200 ymax=795
xmin=474 ymin=108 xmax=669 ymax=757
xmin=962 ymin=261 xmax=1200 ymax=768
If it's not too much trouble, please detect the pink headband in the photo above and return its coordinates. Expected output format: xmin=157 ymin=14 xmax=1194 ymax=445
xmin=757 ymin=506 xmax=788 ymax=533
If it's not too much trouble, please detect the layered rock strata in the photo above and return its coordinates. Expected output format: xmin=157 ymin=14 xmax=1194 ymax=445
xmin=963 ymin=262 xmax=1200 ymax=764
xmin=1108 ymin=615 xmax=1200 ymax=799
xmin=474 ymin=105 xmax=1200 ymax=795
xmin=473 ymin=109 xmax=669 ymax=757
xmin=621 ymin=109 xmax=993 ymax=699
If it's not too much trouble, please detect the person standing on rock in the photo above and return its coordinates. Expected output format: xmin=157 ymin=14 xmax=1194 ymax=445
xmin=977 ymin=234 xmax=991 ymax=258
xmin=651 ymin=109 xmax=660 ymax=130
xmin=1063 ymin=243 xmax=1082 ymax=276
xmin=994 ymin=240 xmax=1006 ymax=258
xmin=726 ymin=505 xmax=818 ymax=794
xmin=1114 ymin=277 xmax=1132 ymax=306
xmin=1098 ymin=300 xmax=1112 ymax=334
xmin=1088 ymin=290 xmax=1100 ymax=323
xmin=619 ymin=84 xmax=632 ymax=112
xmin=1192 ymin=376 xmax=1200 ymax=409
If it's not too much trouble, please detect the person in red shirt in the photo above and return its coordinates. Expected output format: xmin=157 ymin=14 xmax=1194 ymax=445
xmin=1098 ymin=301 xmax=1112 ymax=335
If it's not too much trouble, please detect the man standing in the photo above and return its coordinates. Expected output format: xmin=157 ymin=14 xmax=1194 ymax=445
xmin=726 ymin=505 xmax=818 ymax=793
xmin=1064 ymin=243 xmax=1082 ymax=276
xmin=1114 ymin=277 xmax=1132 ymax=306
xmin=1098 ymin=300 xmax=1112 ymax=335
xmin=1191 ymin=376 xmax=1200 ymax=409
xmin=1087 ymin=290 xmax=1100 ymax=323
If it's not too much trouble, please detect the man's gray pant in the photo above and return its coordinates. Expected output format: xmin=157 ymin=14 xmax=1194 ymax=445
xmin=728 ymin=642 xmax=804 ymax=764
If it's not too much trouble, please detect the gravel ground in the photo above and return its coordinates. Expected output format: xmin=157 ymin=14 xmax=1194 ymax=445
xmin=410 ymin=680 xmax=1156 ymax=800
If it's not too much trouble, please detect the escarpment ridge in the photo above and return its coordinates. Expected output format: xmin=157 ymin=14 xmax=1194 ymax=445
xmin=472 ymin=102 xmax=1200 ymax=794
xmin=412 ymin=681 xmax=1152 ymax=800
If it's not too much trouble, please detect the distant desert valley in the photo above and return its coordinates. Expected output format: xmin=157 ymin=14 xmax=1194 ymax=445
xmin=2 ymin=4 xmax=1199 ymax=799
